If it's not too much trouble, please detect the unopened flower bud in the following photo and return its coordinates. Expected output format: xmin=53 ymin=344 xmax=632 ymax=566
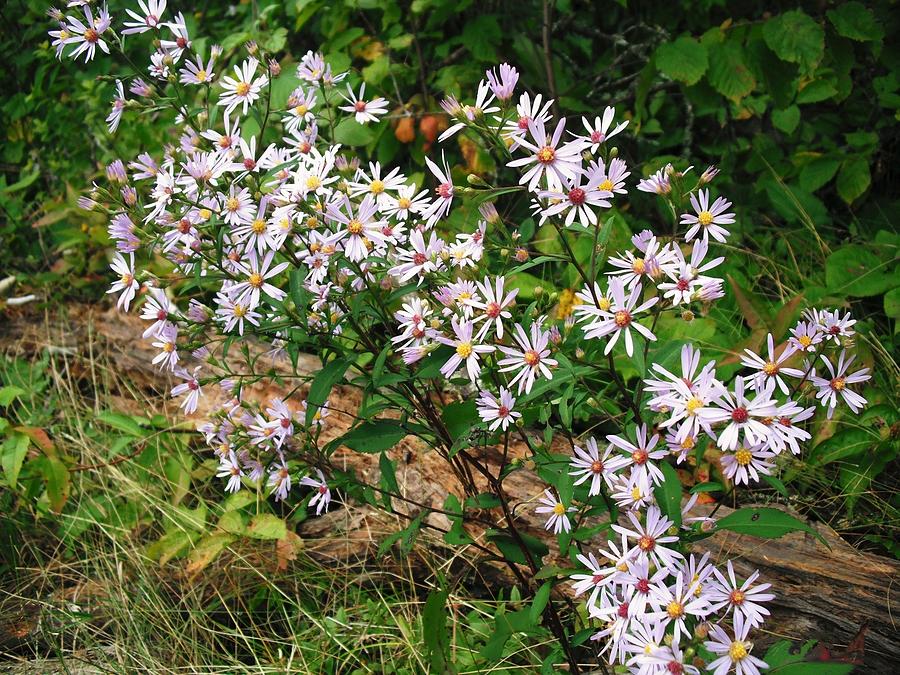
xmin=609 ymin=146 xmax=618 ymax=159
xmin=515 ymin=417 xmax=525 ymax=428
xmin=268 ymin=59 xmax=281 ymax=76
xmin=693 ymin=623 xmax=710 ymax=640
xmin=246 ymin=41 xmax=259 ymax=55
xmin=524 ymin=459 xmax=535 ymax=471
xmin=534 ymin=286 xmax=543 ymax=297
xmin=466 ymin=173 xmax=488 ymax=187
xmin=500 ymin=248 xmax=509 ymax=258
xmin=514 ymin=248 xmax=529 ymax=262
xmin=587 ymin=397 xmax=598 ymax=408
xmin=575 ymin=347 xmax=585 ymax=359
xmin=681 ymin=310 xmax=695 ymax=322
xmin=700 ymin=519 xmax=716 ymax=533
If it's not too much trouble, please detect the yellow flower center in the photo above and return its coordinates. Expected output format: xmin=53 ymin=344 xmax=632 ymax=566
xmin=199 ymin=209 xmax=212 ymax=220
xmin=369 ymin=179 xmax=385 ymax=194
xmin=831 ymin=377 xmax=846 ymax=391
xmin=536 ymin=146 xmax=556 ymax=164
xmin=799 ymin=335 xmax=812 ymax=347
xmin=120 ymin=273 xmax=132 ymax=285
xmin=666 ymin=600 xmax=684 ymax=619
xmin=251 ymin=218 xmax=266 ymax=234
xmin=306 ymin=175 xmax=321 ymax=189
xmin=398 ymin=197 xmax=411 ymax=209
xmin=735 ymin=448 xmax=752 ymax=466
xmin=347 ymin=219 xmax=363 ymax=235
xmin=294 ymin=104 xmax=308 ymax=116
xmin=225 ymin=197 xmax=240 ymax=212
xmin=552 ymin=502 xmax=566 ymax=515
xmin=599 ymin=179 xmax=613 ymax=192
xmin=763 ymin=361 xmax=778 ymax=375
xmin=235 ymin=81 xmax=251 ymax=96
xmin=598 ymin=297 xmax=611 ymax=311
xmin=456 ymin=342 xmax=473 ymax=358
xmin=248 ymin=272 xmax=263 ymax=288
xmin=523 ymin=350 xmax=540 ymax=366
xmin=233 ymin=304 xmax=247 ymax=318
xmin=698 ymin=211 xmax=713 ymax=226
xmin=728 ymin=641 xmax=749 ymax=661
xmin=631 ymin=486 xmax=642 ymax=500
xmin=680 ymin=436 xmax=696 ymax=450
xmin=686 ymin=396 xmax=704 ymax=415
xmin=632 ymin=258 xmax=646 ymax=274
xmin=195 ymin=69 xmax=207 ymax=82
xmin=306 ymin=216 xmax=318 ymax=229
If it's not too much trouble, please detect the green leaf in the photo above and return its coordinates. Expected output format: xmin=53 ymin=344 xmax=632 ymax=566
xmin=306 ymin=358 xmax=351 ymax=424
xmin=442 ymin=399 xmax=478 ymax=442
xmin=796 ymin=79 xmax=838 ymax=105
xmin=655 ymin=36 xmax=709 ymax=85
xmin=653 ymin=462 xmax=683 ymax=528
xmin=799 ymin=157 xmax=840 ymax=192
xmin=884 ymin=287 xmax=900 ymax=319
xmin=97 ymin=411 xmax=146 ymax=437
xmin=246 ymin=513 xmax=288 ymax=540
xmin=707 ymin=40 xmax=755 ymax=101
xmin=0 ymin=386 xmax=25 ymax=406
xmin=333 ymin=118 xmax=376 ymax=146
xmin=771 ymin=106 xmax=800 ymax=134
xmin=422 ymin=589 xmax=450 ymax=672
xmin=835 ymin=157 xmax=871 ymax=204
xmin=810 ymin=429 xmax=879 ymax=466
xmin=1 ymin=432 xmax=30 ymax=489
xmin=825 ymin=245 xmax=896 ymax=297
xmin=341 ymin=419 xmax=407 ymax=453
xmin=716 ymin=507 xmax=828 ymax=547
xmin=691 ymin=481 xmax=724 ymax=493
xmin=762 ymin=10 xmax=824 ymax=73
xmin=379 ymin=451 xmax=398 ymax=510
xmin=827 ymin=2 xmax=884 ymax=42
xmin=529 ymin=581 xmax=552 ymax=625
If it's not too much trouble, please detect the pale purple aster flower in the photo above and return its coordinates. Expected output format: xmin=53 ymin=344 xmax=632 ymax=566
xmin=704 ymin=612 xmax=768 ymax=675
xmin=469 ymin=276 xmax=517 ymax=340
xmin=721 ymin=444 xmax=776 ymax=485
xmin=108 ymin=252 xmax=139 ymax=311
xmin=497 ymin=321 xmax=559 ymax=395
xmin=300 ymin=469 xmax=331 ymax=515
xmin=150 ymin=324 xmax=179 ymax=371
xmin=713 ymin=377 xmax=778 ymax=451
xmin=389 ymin=229 xmax=444 ymax=283
xmin=338 ymin=83 xmax=388 ymax=124
xmin=507 ymin=118 xmax=585 ymax=192
xmin=130 ymin=78 xmax=153 ymax=97
xmin=817 ymin=309 xmax=857 ymax=344
xmin=439 ymin=80 xmax=500 ymax=141
xmin=122 ymin=0 xmax=167 ymax=34
xmin=619 ymin=557 xmax=668 ymax=616
xmin=485 ymin=62 xmax=519 ymax=100
xmin=579 ymin=277 xmax=658 ymax=356
xmin=681 ymin=188 xmax=735 ymax=243
xmin=741 ymin=333 xmax=804 ymax=395
xmin=647 ymin=571 xmax=711 ymax=642
xmin=500 ymin=91 xmax=553 ymax=149
xmin=64 ymin=3 xmax=112 ymax=63
xmin=534 ymin=488 xmax=575 ymax=534
xmin=708 ymin=560 xmax=774 ymax=628
xmin=171 ymin=366 xmax=202 ymax=414
xmin=636 ymin=166 xmax=671 ymax=195
xmin=539 ymin=170 xmax=613 ymax=228
xmin=658 ymin=238 xmax=725 ymax=305
xmin=607 ymin=424 xmax=668 ymax=487
xmin=216 ymin=450 xmax=244 ymax=493
xmin=422 ymin=153 xmax=455 ymax=228
xmin=570 ymin=551 xmax=617 ymax=609
xmin=580 ymin=106 xmax=628 ymax=153
xmin=326 ymin=195 xmax=388 ymax=263
xmin=221 ymin=185 xmax=254 ymax=225
xmin=765 ymin=400 xmax=814 ymax=455
xmin=809 ymin=350 xmax=870 ymax=419
xmin=301 ymin=399 xmax=330 ymax=427
xmin=267 ymin=461 xmax=292 ymax=502
xmin=611 ymin=505 xmax=683 ymax=569
xmin=700 ymin=165 xmax=720 ymax=184
xmin=588 ymin=591 xmax=636 ymax=665
xmin=569 ymin=437 xmax=628 ymax=496
xmin=476 ymin=387 xmax=520 ymax=432
xmin=139 ymin=285 xmax=175 ymax=338
xmin=215 ymin=291 xmax=261 ymax=335
xmin=219 ymin=57 xmax=268 ymax=115
xmin=106 ymin=80 xmax=126 ymax=133
xmin=230 ymin=250 xmax=289 ymax=309
xmin=788 ymin=320 xmax=823 ymax=353
xmin=434 ymin=317 xmax=494 ymax=383
xmin=179 ymin=53 xmax=216 ymax=85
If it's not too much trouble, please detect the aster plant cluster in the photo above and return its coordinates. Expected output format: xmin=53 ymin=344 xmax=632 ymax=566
xmin=52 ymin=4 xmax=872 ymax=673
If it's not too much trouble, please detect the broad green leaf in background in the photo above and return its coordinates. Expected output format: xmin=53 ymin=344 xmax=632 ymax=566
xmin=655 ymin=36 xmax=708 ymax=85
xmin=333 ymin=118 xmax=376 ymax=146
xmin=772 ymin=106 xmax=800 ymax=134
xmin=422 ymin=589 xmax=451 ymax=672
xmin=246 ymin=513 xmax=288 ymax=540
xmin=827 ymin=2 xmax=884 ymax=42
xmin=341 ymin=419 xmax=407 ymax=453
xmin=825 ymin=245 xmax=896 ymax=297
xmin=762 ymin=10 xmax=825 ymax=74
xmin=716 ymin=507 xmax=829 ymax=547
xmin=835 ymin=157 xmax=871 ymax=204
xmin=306 ymin=358 xmax=351 ymax=424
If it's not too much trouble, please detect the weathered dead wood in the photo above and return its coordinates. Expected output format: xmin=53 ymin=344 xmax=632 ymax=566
xmin=2 ymin=305 xmax=899 ymax=671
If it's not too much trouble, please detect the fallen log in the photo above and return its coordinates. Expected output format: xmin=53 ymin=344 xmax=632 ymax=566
xmin=2 ymin=305 xmax=898 ymax=671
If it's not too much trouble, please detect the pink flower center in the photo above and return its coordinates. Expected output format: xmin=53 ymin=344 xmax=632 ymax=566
xmin=568 ymin=187 xmax=586 ymax=205
xmin=84 ymin=28 xmax=99 ymax=43
xmin=156 ymin=309 xmax=168 ymax=321
xmin=318 ymin=485 xmax=328 ymax=494
xmin=636 ymin=578 xmax=650 ymax=594
xmin=676 ymin=278 xmax=690 ymax=291
xmin=667 ymin=662 xmax=684 ymax=675
xmin=280 ymin=418 xmax=291 ymax=428
xmin=497 ymin=405 xmax=509 ymax=418
xmin=590 ymin=130 xmax=603 ymax=143
xmin=590 ymin=459 xmax=604 ymax=474
xmin=485 ymin=302 xmax=501 ymax=318
xmin=436 ymin=182 xmax=452 ymax=199
xmin=638 ymin=534 xmax=655 ymax=551
xmin=829 ymin=325 xmax=841 ymax=335
xmin=632 ymin=449 xmax=648 ymax=465
xmin=731 ymin=407 xmax=749 ymax=423
xmin=354 ymin=100 xmax=367 ymax=112
xmin=413 ymin=252 xmax=427 ymax=265
xmin=243 ymin=158 xmax=256 ymax=170
xmin=517 ymin=116 xmax=530 ymax=130
xmin=523 ymin=349 xmax=540 ymax=366
xmin=187 ymin=380 xmax=199 ymax=391
xmin=176 ymin=36 xmax=187 ymax=48
xmin=592 ymin=573 xmax=605 ymax=585
xmin=617 ymin=601 xmax=629 ymax=618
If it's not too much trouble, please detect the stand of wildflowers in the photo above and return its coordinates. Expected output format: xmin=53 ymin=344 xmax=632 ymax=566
xmin=51 ymin=4 xmax=871 ymax=672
